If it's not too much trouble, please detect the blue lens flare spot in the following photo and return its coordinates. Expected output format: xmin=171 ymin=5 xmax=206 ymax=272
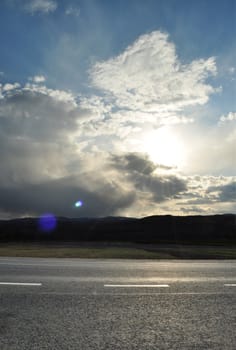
xmin=38 ymin=213 xmax=57 ymax=232
xmin=75 ymin=200 xmax=83 ymax=208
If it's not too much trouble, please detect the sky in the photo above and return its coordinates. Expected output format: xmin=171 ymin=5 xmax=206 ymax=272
xmin=0 ymin=0 xmax=235 ymax=218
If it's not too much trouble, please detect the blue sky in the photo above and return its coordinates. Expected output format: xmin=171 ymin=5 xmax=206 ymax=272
xmin=0 ymin=0 xmax=235 ymax=218
xmin=1 ymin=0 xmax=235 ymax=89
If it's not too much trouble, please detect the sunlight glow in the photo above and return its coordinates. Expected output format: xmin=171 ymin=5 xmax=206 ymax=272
xmin=141 ymin=127 xmax=186 ymax=168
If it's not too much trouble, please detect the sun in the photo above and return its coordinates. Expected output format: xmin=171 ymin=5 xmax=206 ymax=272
xmin=141 ymin=127 xmax=186 ymax=168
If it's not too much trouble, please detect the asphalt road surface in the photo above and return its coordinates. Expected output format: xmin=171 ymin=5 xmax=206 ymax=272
xmin=0 ymin=258 xmax=236 ymax=350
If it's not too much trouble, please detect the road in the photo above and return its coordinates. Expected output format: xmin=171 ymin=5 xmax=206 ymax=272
xmin=0 ymin=258 xmax=236 ymax=349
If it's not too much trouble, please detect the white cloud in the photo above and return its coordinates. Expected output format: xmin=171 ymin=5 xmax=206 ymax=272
xmin=219 ymin=111 xmax=236 ymax=124
xmin=67 ymin=31 xmax=218 ymax=158
xmin=90 ymin=31 xmax=217 ymax=125
xmin=23 ymin=83 xmax=77 ymax=104
xmin=24 ymin=0 xmax=57 ymax=14
xmin=65 ymin=5 xmax=80 ymax=17
xmin=30 ymin=75 xmax=46 ymax=83
xmin=173 ymin=175 xmax=236 ymax=215
xmin=228 ymin=67 xmax=235 ymax=74
xmin=2 ymin=83 xmax=20 ymax=91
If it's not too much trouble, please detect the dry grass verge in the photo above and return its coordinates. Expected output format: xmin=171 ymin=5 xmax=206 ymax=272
xmin=0 ymin=243 xmax=236 ymax=259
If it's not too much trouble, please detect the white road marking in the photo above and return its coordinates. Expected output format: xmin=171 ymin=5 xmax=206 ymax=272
xmin=224 ymin=284 xmax=236 ymax=287
xmin=104 ymin=284 xmax=169 ymax=288
xmin=0 ymin=282 xmax=42 ymax=286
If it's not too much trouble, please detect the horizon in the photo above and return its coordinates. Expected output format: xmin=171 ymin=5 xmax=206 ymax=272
xmin=1 ymin=213 xmax=236 ymax=222
xmin=0 ymin=0 xmax=235 ymax=219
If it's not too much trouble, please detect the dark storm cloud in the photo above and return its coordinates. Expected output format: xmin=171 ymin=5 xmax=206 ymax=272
xmin=0 ymin=176 xmax=136 ymax=217
xmin=130 ymin=172 xmax=187 ymax=202
xmin=0 ymin=84 xmax=92 ymax=188
xmin=111 ymin=153 xmax=157 ymax=175
xmin=180 ymin=206 xmax=206 ymax=214
xmin=111 ymin=152 xmax=187 ymax=202
xmin=0 ymin=84 xmax=138 ymax=218
xmin=0 ymin=88 xmax=87 ymax=141
xmin=179 ymin=198 xmax=212 ymax=206
xmin=0 ymin=132 xmax=69 ymax=185
xmin=208 ymin=182 xmax=236 ymax=202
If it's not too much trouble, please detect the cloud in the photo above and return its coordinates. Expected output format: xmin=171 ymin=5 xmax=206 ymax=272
xmin=180 ymin=206 xmax=206 ymax=214
xmin=30 ymin=75 xmax=46 ymax=83
xmin=0 ymin=83 xmax=188 ymax=218
xmin=33 ymin=151 xmax=186 ymax=216
xmin=0 ymin=82 xmax=136 ymax=217
xmin=65 ymin=5 xmax=80 ymax=17
xmin=2 ymin=83 xmax=21 ymax=92
xmin=0 ymin=83 xmax=88 ymax=141
xmin=0 ymin=82 xmax=90 ymax=189
xmin=174 ymin=175 xmax=236 ymax=215
xmin=219 ymin=111 xmax=236 ymax=124
xmin=1 ymin=29 xmax=235 ymax=217
xmin=111 ymin=153 xmax=157 ymax=175
xmin=220 ymin=182 xmax=236 ymax=202
xmin=0 ymin=81 xmax=136 ymax=218
xmin=1 ymin=77 xmax=230 ymax=218
xmin=0 ymin=175 xmax=135 ymax=217
xmin=174 ymin=119 xmax=236 ymax=176
xmin=228 ymin=67 xmax=235 ymax=74
xmin=71 ymin=31 xmax=220 ymax=163
xmin=40 ymin=30 xmax=219 ymax=155
xmin=90 ymin=31 xmax=217 ymax=126
xmin=208 ymin=181 xmax=236 ymax=203
xmin=23 ymin=0 xmax=57 ymax=14
xmin=110 ymin=152 xmax=187 ymax=202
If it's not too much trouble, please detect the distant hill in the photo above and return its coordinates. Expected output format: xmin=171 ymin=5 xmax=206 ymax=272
xmin=0 ymin=214 xmax=235 ymax=244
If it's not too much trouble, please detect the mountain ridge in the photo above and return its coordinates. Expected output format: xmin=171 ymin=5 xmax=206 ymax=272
xmin=0 ymin=214 xmax=235 ymax=244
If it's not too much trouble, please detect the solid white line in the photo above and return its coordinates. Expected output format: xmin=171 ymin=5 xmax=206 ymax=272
xmin=0 ymin=282 xmax=42 ymax=286
xmin=104 ymin=284 xmax=169 ymax=288
xmin=224 ymin=284 xmax=236 ymax=287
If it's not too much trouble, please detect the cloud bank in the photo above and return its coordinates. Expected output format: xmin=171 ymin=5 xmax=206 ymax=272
xmin=90 ymin=31 xmax=217 ymax=125
xmin=23 ymin=0 xmax=57 ymax=14
xmin=0 ymin=30 xmax=235 ymax=217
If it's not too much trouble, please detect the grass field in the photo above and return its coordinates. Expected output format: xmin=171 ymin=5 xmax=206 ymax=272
xmin=0 ymin=243 xmax=235 ymax=259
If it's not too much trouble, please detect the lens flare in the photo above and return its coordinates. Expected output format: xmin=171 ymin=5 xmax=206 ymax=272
xmin=75 ymin=200 xmax=83 ymax=208
xmin=38 ymin=213 xmax=57 ymax=232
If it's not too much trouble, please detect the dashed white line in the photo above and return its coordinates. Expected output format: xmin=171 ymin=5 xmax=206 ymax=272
xmin=104 ymin=284 xmax=169 ymax=288
xmin=0 ymin=282 xmax=42 ymax=286
xmin=224 ymin=284 xmax=236 ymax=287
